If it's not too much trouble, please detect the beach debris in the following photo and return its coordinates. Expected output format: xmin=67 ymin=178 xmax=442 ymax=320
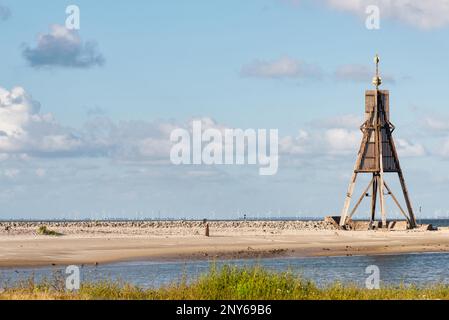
xmin=418 ymin=224 xmax=435 ymax=231
xmin=327 ymin=217 xmax=411 ymax=231
xmin=324 ymin=216 xmax=341 ymax=229
xmin=269 ymin=249 xmax=287 ymax=255
xmin=1 ymin=220 xmax=343 ymax=236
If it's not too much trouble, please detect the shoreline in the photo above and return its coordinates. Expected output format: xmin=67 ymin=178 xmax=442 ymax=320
xmin=1 ymin=221 xmax=449 ymax=268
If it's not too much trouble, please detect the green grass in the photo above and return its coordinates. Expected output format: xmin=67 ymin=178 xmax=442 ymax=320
xmin=1 ymin=265 xmax=449 ymax=300
xmin=37 ymin=226 xmax=63 ymax=236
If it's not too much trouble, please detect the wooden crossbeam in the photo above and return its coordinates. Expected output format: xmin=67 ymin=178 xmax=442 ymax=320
xmin=349 ymin=176 xmax=375 ymax=219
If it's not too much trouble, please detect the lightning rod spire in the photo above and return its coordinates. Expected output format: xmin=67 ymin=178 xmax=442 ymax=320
xmin=372 ymin=54 xmax=382 ymax=90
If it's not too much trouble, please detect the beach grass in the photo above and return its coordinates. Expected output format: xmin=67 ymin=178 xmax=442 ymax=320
xmin=1 ymin=265 xmax=449 ymax=300
xmin=37 ymin=226 xmax=63 ymax=236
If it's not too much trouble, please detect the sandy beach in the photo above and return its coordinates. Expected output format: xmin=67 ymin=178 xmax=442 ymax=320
xmin=1 ymin=221 xmax=449 ymax=268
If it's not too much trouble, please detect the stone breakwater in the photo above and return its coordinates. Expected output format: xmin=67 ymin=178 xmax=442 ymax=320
xmin=0 ymin=220 xmax=337 ymax=236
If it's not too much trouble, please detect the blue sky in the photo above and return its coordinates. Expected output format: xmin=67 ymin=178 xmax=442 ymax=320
xmin=0 ymin=0 xmax=449 ymax=219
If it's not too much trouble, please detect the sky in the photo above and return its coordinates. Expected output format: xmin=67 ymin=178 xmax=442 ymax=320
xmin=0 ymin=0 xmax=449 ymax=220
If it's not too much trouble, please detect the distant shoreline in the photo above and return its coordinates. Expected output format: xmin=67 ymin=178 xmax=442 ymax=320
xmin=1 ymin=218 xmax=447 ymax=221
xmin=0 ymin=218 xmax=328 ymax=223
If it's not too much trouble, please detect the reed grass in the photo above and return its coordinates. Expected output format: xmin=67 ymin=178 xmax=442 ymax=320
xmin=1 ymin=265 xmax=449 ymax=300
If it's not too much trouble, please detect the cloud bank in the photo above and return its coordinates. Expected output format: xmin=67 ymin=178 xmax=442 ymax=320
xmin=0 ymin=86 xmax=427 ymax=165
xmin=22 ymin=24 xmax=105 ymax=69
xmin=0 ymin=86 xmax=178 ymax=161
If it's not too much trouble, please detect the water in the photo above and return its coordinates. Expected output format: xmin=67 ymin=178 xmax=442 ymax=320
xmin=418 ymin=219 xmax=449 ymax=228
xmin=2 ymin=253 xmax=449 ymax=289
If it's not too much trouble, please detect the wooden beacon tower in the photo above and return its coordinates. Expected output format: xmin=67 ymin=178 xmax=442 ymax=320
xmin=339 ymin=55 xmax=417 ymax=229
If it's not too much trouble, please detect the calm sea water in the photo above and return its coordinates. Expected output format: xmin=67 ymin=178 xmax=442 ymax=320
xmin=2 ymin=253 xmax=449 ymax=289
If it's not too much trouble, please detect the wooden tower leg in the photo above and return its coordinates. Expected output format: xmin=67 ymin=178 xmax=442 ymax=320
xmin=378 ymin=175 xmax=387 ymax=228
xmin=388 ymin=129 xmax=417 ymax=229
xmin=383 ymin=180 xmax=411 ymax=225
xmin=371 ymin=174 xmax=378 ymax=222
xmin=376 ymin=94 xmax=387 ymax=228
xmin=398 ymin=171 xmax=417 ymax=228
xmin=340 ymin=171 xmax=358 ymax=227
xmin=340 ymin=128 xmax=370 ymax=227
xmin=349 ymin=177 xmax=375 ymax=220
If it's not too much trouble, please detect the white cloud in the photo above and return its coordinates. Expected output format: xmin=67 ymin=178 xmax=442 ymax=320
xmin=242 ymin=57 xmax=398 ymax=84
xmin=310 ymin=114 xmax=362 ymax=130
xmin=424 ymin=115 xmax=449 ymax=132
xmin=324 ymin=128 xmax=360 ymax=155
xmin=440 ymin=139 xmax=449 ymax=158
xmin=241 ymin=56 xmax=322 ymax=79
xmin=22 ymin=24 xmax=104 ymax=69
xmin=0 ymin=86 xmax=84 ymax=155
xmin=3 ymin=168 xmax=20 ymax=178
xmin=302 ymin=115 xmax=362 ymax=156
xmin=80 ymin=117 xmax=171 ymax=162
xmin=280 ymin=128 xmax=361 ymax=157
xmin=396 ymin=138 xmax=426 ymax=157
xmin=137 ymin=137 xmax=173 ymax=158
xmin=279 ymin=130 xmax=309 ymax=155
xmin=35 ymin=168 xmax=46 ymax=177
xmin=322 ymin=0 xmax=449 ymax=30
xmin=334 ymin=64 xmax=395 ymax=83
